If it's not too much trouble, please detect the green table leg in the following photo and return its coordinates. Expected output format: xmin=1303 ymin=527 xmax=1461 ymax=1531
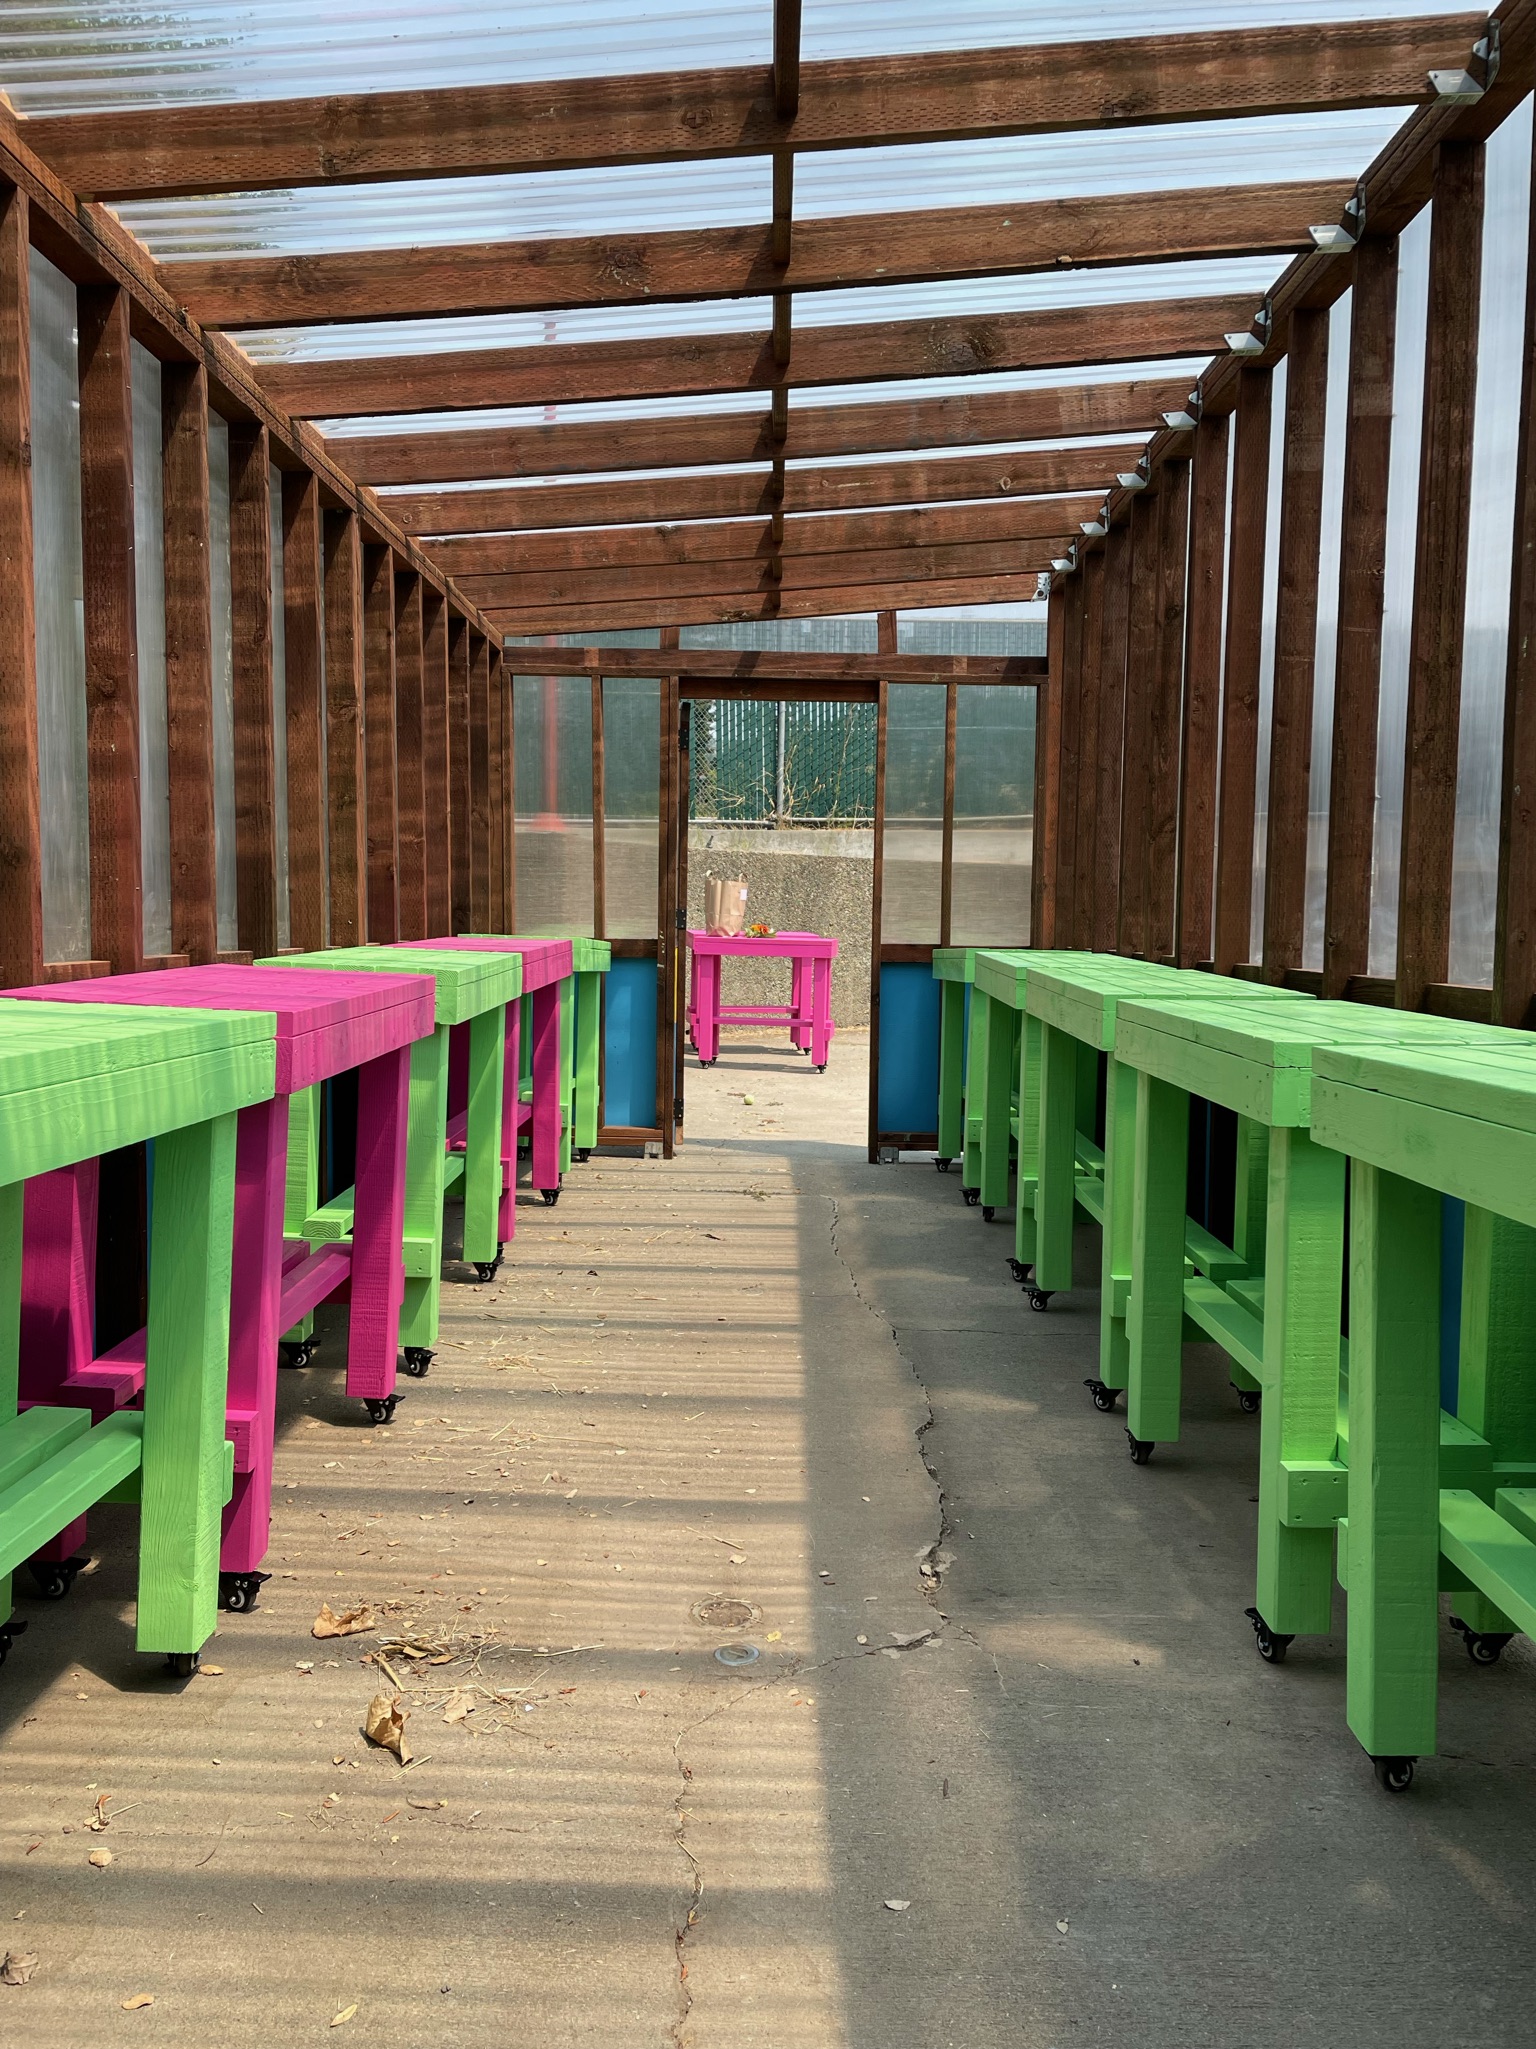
xmin=977 ymin=991 xmax=1016 ymax=1215
xmin=1452 ymin=1208 xmax=1536 ymax=1633
xmin=937 ymin=981 xmax=967 ymax=1165
xmin=575 ymin=969 xmax=602 ymax=1154
xmin=1035 ymin=1022 xmax=1083 ymax=1292
xmin=400 ymin=1026 xmax=450 ymax=1351
xmin=1126 ymin=1071 xmax=1189 ymax=1450
xmin=281 ymin=1083 xmax=320 ymax=1344
xmin=1014 ymin=1014 xmax=1043 ymax=1272
xmin=136 ymin=1111 xmax=237 ymax=1657
xmin=463 ymin=1005 xmax=506 ymax=1266
xmin=1098 ymin=1055 xmax=1137 ymax=1394
xmin=1346 ymin=1161 xmax=1443 ymax=1769
xmin=1255 ymin=1127 xmax=1344 ymax=1636
xmin=0 ymin=1180 xmax=20 ymax=1630
xmin=558 ymin=979 xmax=576 ymax=1178
xmin=962 ymin=986 xmax=988 ymax=1191
xmin=1234 ymin=1116 xmax=1269 ymax=1271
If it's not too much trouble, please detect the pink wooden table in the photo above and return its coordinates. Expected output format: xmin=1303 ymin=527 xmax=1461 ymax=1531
xmin=9 ymin=966 xmax=434 ymax=1610
xmin=687 ymin=931 xmax=838 ymax=1070
xmin=401 ymin=937 xmax=574 ymax=1217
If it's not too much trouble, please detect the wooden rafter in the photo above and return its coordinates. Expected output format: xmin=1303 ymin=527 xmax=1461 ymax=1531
xmin=488 ymin=570 xmax=1052 ymax=636
xmin=491 ymin=646 xmax=1043 ymax=681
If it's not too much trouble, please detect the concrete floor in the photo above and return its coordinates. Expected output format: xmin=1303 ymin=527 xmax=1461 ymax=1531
xmin=4 ymin=1027 xmax=1536 ymax=2046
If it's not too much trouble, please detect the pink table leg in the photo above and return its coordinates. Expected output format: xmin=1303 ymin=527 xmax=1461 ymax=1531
xmin=531 ymin=983 xmax=561 ymax=1191
xmin=19 ymin=1162 xmax=98 ymax=1562
xmin=220 ymin=1093 xmax=290 ymax=1580
xmin=499 ymin=1000 xmax=521 ymax=1242
xmin=687 ymin=944 xmax=700 ymax=1054
xmin=702 ymin=955 xmax=720 ymax=1064
xmin=789 ymin=954 xmax=808 ymax=1051
xmin=812 ymin=952 xmax=833 ymax=1067
xmin=345 ymin=1045 xmax=410 ymax=1403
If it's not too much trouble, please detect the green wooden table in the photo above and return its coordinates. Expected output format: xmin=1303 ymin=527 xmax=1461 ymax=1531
xmin=1309 ymin=1039 xmax=1536 ymax=1789
xmin=0 ymin=997 xmax=275 ymax=1675
xmin=567 ymin=937 xmax=611 ymax=1162
xmin=266 ymin=948 xmax=522 ymax=1383
xmin=930 ymin=948 xmax=979 ymax=1175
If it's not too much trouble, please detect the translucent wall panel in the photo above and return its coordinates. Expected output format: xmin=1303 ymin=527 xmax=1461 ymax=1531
xmin=30 ymin=247 xmax=89 ymax=962
xmin=1249 ymin=355 xmax=1288 ymax=964
xmin=1368 ymin=205 xmax=1432 ymax=976
xmin=270 ymin=464 xmax=291 ymax=949
xmin=208 ymin=416 xmax=239 ymax=950
xmin=513 ymin=674 xmax=595 ymax=934
xmin=131 ymin=338 xmax=171 ymax=958
xmin=1449 ymin=97 xmax=1533 ymax=987
xmin=950 ymin=685 xmax=1034 ymax=944
xmin=882 ymin=684 xmax=945 ymax=942
xmin=1301 ymin=291 xmax=1354 ymax=971
xmin=602 ymin=677 xmax=660 ymax=939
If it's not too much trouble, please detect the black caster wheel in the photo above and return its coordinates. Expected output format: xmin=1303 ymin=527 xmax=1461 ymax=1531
xmin=402 ymin=1347 xmax=434 ymax=1378
xmin=364 ymin=1395 xmax=402 ymax=1426
xmin=1027 ymin=1288 xmax=1053 ymax=1312
xmin=541 ymin=1187 xmax=561 ymax=1207
xmin=165 ymin=1651 xmax=201 ymax=1679
xmin=1236 ymin=1387 xmax=1262 ymax=1415
xmin=936 ymin=1158 xmax=953 ymax=1174
xmin=1244 ymin=1606 xmax=1294 ymax=1663
xmin=815 ymin=1063 xmax=827 ymax=1074
xmin=218 ymin=1570 xmax=269 ymax=1614
xmin=576 ymin=1148 xmax=591 ymax=1164
xmin=1372 ymin=1755 xmax=1415 ymax=1793
xmin=0 ymin=1618 xmax=25 ymax=1666
xmin=1007 ymin=1257 xmax=1034 ymax=1283
xmin=1450 ymin=1615 xmax=1515 ymax=1665
xmin=1126 ymin=1431 xmax=1155 ymax=1465
xmin=472 ymin=1243 xmax=503 ymax=1281
xmin=28 ymin=1554 xmax=87 ymax=1601
xmin=962 ymin=1187 xmax=980 ymax=1207
xmin=981 ymin=1204 xmax=995 ymax=1222
xmin=281 ymin=1338 xmax=317 ymax=1369
xmin=1085 ymin=1379 xmax=1120 ymax=1413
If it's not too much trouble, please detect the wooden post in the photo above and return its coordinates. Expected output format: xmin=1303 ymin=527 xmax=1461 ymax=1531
xmin=77 ymin=283 xmax=143 ymax=973
xmin=1213 ymin=366 xmax=1274 ymax=973
xmin=393 ymin=571 xmax=427 ymax=939
xmin=322 ymin=510 xmax=367 ymax=947
xmin=1118 ymin=488 xmax=1161 ymax=956
xmin=229 ymin=424 xmax=277 ymax=959
xmin=502 ymin=645 xmax=516 ymax=928
xmin=468 ymin=632 xmax=491 ymax=931
xmin=939 ymin=679 xmax=957 ymax=947
xmin=1070 ymin=553 xmax=1105 ymax=949
xmin=1495 ymin=123 xmax=1536 ymax=1030
xmin=1262 ymin=307 xmax=1330 ymax=984
xmin=162 ymin=364 xmax=217 ymax=966
xmin=591 ymin=673 xmax=607 ymax=939
xmin=1054 ymin=574 xmax=1084 ymax=945
xmin=1323 ymin=237 xmax=1399 ymax=999
xmin=1396 ymin=141 xmax=1485 ymax=1011
xmin=421 ymin=591 xmax=451 ymax=937
xmin=1175 ymin=415 xmax=1230 ymax=966
xmin=0 ymin=183 xmax=41 ymax=988
xmin=447 ymin=615 xmax=472 ymax=934
xmin=869 ymin=610 xmax=895 ymax=1157
xmin=487 ymin=645 xmax=507 ymax=928
xmin=1093 ymin=521 xmax=1131 ymax=952
xmin=1147 ymin=457 xmax=1191 ymax=962
xmin=1032 ymin=584 xmax=1064 ymax=947
xmin=362 ymin=542 xmax=399 ymax=942
xmin=656 ymin=624 xmax=681 ymax=1153
xmin=280 ymin=469 xmax=326 ymax=952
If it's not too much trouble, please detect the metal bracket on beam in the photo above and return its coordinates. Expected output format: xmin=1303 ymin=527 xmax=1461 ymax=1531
xmin=1432 ymin=25 xmax=1499 ymax=101
xmin=1225 ymin=296 xmax=1273 ymax=356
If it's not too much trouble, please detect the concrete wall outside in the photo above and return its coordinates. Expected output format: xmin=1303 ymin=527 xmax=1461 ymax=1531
xmin=688 ymin=825 xmax=872 ymax=1026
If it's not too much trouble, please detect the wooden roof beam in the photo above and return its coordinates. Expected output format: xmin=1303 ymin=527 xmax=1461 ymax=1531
xmin=490 ymin=645 xmax=1043 ymax=681
xmin=489 ymin=571 xmax=1050 ymax=636
xmin=24 ymin=18 xmax=1485 ymax=198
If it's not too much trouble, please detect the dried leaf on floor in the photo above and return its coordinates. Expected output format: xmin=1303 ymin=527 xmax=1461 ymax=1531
xmin=883 ymin=1899 xmax=911 ymax=1912
xmin=1 ymin=1951 xmax=39 ymax=1986
xmin=87 ymin=1848 xmax=113 ymax=1870
xmin=363 ymin=1693 xmax=413 ymax=1764
xmin=313 ymin=1603 xmax=376 ymax=1640
xmin=889 ymin=1629 xmax=935 ymax=1649
xmin=441 ymin=1690 xmax=475 ymax=1724
xmin=120 ymin=1992 xmax=154 ymax=2010
xmin=330 ymin=2003 xmax=358 ymax=2026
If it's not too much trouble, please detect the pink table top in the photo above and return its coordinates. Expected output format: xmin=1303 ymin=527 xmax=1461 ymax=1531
xmin=402 ymin=935 xmax=574 ymax=991
xmin=10 ymin=965 xmax=436 ymax=1093
xmin=687 ymin=930 xmax=839 ymax=959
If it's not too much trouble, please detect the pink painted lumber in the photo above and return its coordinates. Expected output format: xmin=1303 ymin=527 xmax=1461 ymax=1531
xmin=686 ymin=930 xmax=838 ymax=1068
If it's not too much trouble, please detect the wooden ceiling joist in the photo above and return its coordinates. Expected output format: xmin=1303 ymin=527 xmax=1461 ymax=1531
xmin=24 ymin=18 xmax=1482 ymax=198
xmin=169 ymin=182 xmax=1348 ymax=329
xmin=339 ymin=377 xmax=1183 ymax=487
xmin=261 ymin=294 xmax=1254 ymax=418
xmin=489 ymin=570 xmax=1051 ymax=636
xmin=491 ymin=645 xmax=1045 ymax=682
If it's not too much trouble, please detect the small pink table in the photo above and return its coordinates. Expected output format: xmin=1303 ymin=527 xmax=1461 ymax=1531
xmin=687 ymin=931 xmax=838 ymax=1071
xmin=9 ymin=965 xmax=434 ymax=1610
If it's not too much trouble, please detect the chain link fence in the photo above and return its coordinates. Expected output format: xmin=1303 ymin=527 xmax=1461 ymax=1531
xmin=689 ymin=699 xmax=876 ymax=823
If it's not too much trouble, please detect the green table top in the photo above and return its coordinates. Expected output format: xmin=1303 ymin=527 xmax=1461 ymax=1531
xmin=1021 ymin=960 xmax=1309 ymax=1046
xmin=1113 ymin=995 xmax=1527 ymax=1128
xmin=932 ymin=948 xmax=981 ymax=984
xmin=971 ymin=947 xmax=1122 ymax=1008
xmin=0 ymin=998 xmax=276 ymax=1179
xmin=565 ymin=937 xmax=611 ymax=973
xmin=267 ymin=947 xmax=522 ymax=1027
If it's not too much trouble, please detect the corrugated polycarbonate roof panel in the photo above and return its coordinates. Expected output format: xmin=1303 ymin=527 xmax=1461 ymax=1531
xmin=0 ymin=2 xmax=1466 ymax=111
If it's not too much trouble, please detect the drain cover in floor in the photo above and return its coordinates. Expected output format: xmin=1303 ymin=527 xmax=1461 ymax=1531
xmin=692 ymin=1596 xmax=758 ymax=1630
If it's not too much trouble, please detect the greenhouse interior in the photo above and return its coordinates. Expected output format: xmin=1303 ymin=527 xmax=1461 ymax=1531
xmin=0 ymin=2 xmax=1535 ymax=2043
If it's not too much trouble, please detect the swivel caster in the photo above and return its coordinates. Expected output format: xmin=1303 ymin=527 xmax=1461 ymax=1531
xmin=0 ymin=1618 xmax=26 ymax=1666
xmin=1450 ymin=1615 xmax=1515 ymax=1665
xmin=364 ymin=1395 xmax=402 ymax=1426
xmin=401 ymin=1347 xmax=434 ymax=1378
xmin=541 ymin=1187 xmax=561 ymax=1207
xmin=473 ymin=1247 xmax=503 ymax=1282
xmin=28 ymin=1554 xmax=88 ymax=1601
xmin=936 ymin=1158 xmax=953 ymax=1174
xmin=165 ymin=1651 xmax=200 ymax=1679
xmin=1372 ymin=1755 xmax=1415 ymax=1793
xmin=576 ymin=1148 xmax=591 ymax=1164
xmin=1007 ymin=1257 xmax=1033 ymax=1284
xmin=1245 ymin=1607 xmax=1293 ymax=1663
xmin=1084 ymin=1379 xmax=1120 ymax=1413
xmin=218 ymin=1570 xmax=269 ymax=1614
xmin=815 ymin=1063 xmax=827 ymax=1074
xmin=1236 ymin=1387 xmax=1262 ymax=1415
xmin=981 ymin=1205 xmax=995 ymax=1222
xmin=962 ymin=1187 xmax=980 ymax=1207
xmin=1126 ymin=1432 xmax=1155 ymax=1465
xmin=1027 ymin=1288 xmax=1053 ymax=1312
xmin=700 ymin=1058 xmax=716 ymax=1068
xmin=281 ymin=1338 xmax=317 ymax=1369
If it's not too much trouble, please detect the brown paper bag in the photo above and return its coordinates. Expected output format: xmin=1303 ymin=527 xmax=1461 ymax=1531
xmin=705 ymin=873 xmax=749 ymax=937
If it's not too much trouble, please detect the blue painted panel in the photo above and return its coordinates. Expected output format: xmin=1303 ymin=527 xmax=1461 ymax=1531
xmin=878 ymin=963 xmax=941 ymax=1133
xmin=603 ymin=959 xmax=658 ymax=1129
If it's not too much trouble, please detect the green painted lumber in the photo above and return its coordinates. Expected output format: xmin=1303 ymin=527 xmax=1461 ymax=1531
xmin=0 ymin=1412 xmax=145 ymax=1581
